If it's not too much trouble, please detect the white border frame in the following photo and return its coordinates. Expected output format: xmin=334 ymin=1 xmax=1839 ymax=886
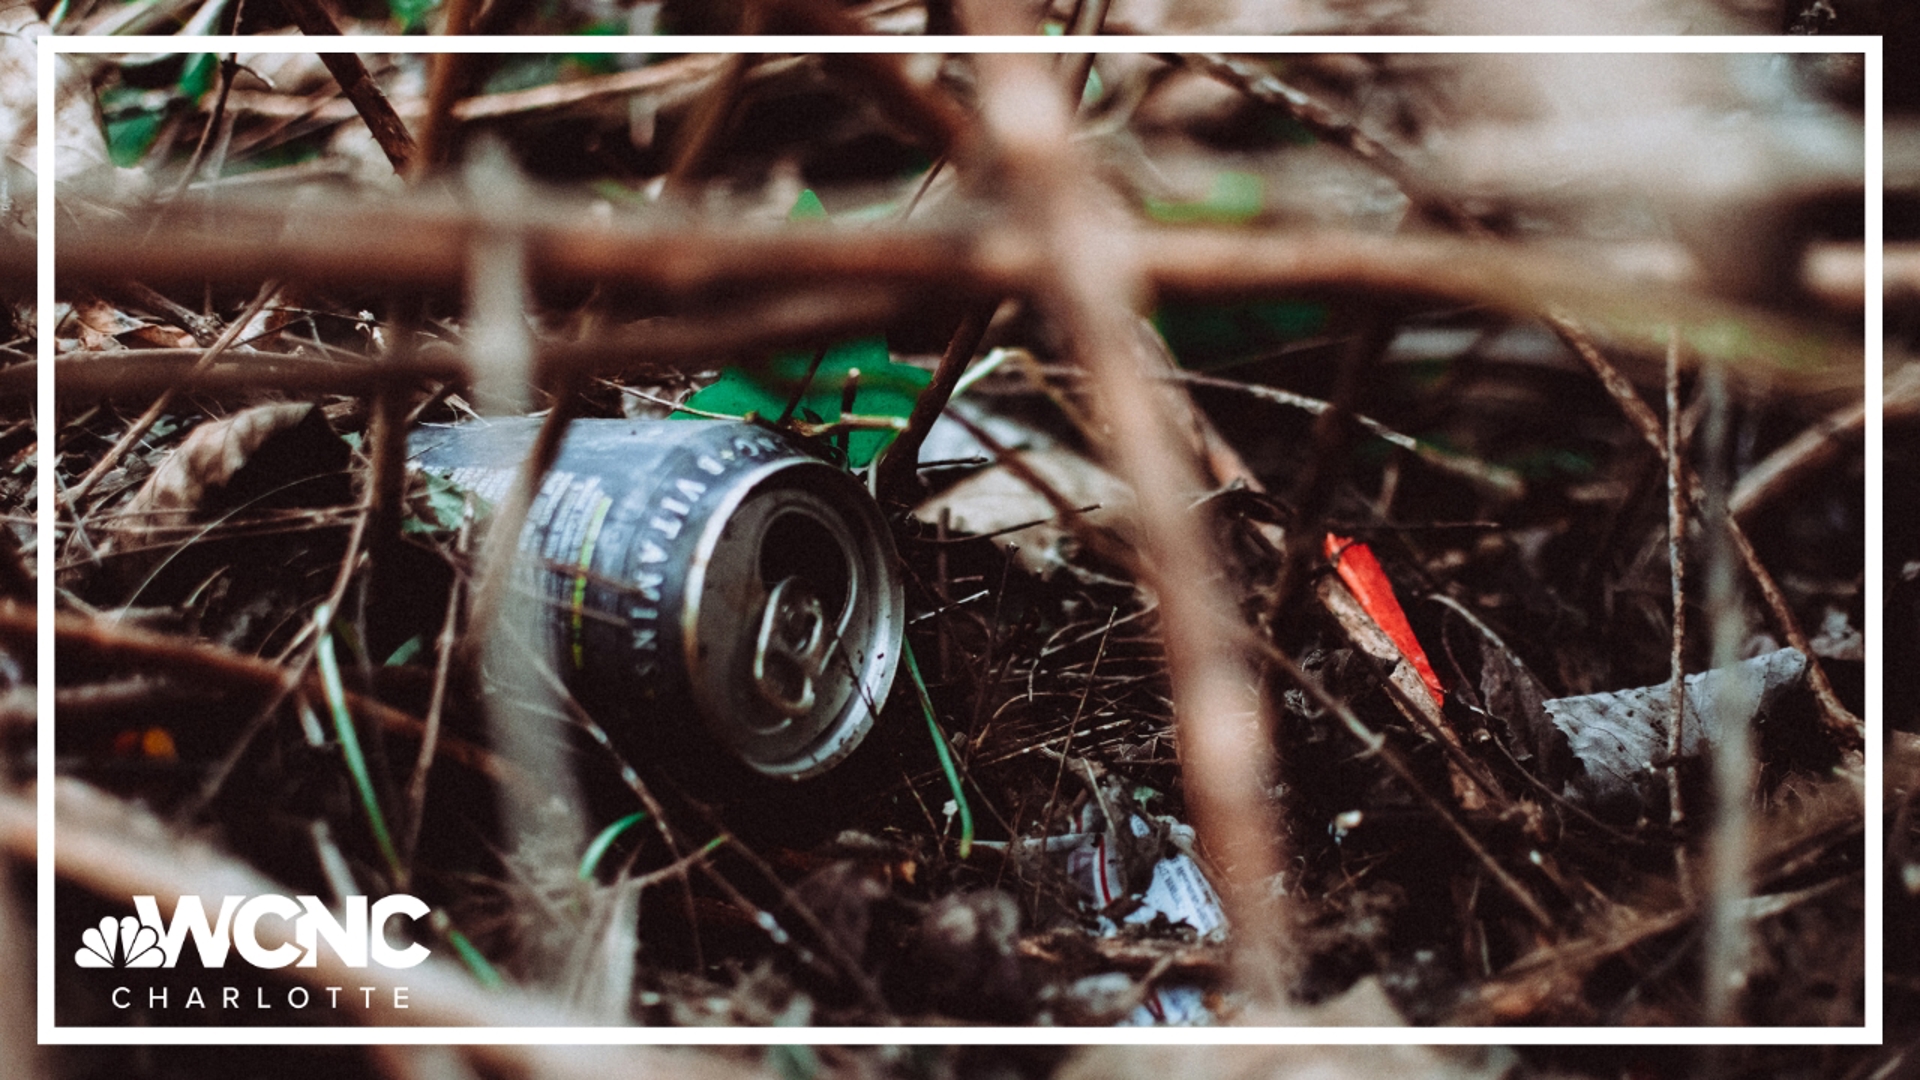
xmin=35 ymin=33 xmax=1882 ymax=1046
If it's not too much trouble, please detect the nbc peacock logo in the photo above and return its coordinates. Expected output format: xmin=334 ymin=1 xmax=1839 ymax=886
xmin=74 ymin=915 xmax=165 ymax=968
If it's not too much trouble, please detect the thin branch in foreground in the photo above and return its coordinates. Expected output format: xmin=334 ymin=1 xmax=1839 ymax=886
xmin=1698 ymin=359 xmax=1757 ymax=1027
xmin=28 ymin=287 xmax=909 ymax=401
xmin=48 ymin=208 xmax=1859 ymax=381
xmin=971 ymin=50 xmax=1294 ymax=1001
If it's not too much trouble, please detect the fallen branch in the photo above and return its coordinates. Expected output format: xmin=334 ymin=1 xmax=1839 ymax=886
xmin=48 ymin=210 xmax=1859 ymax=380
xmin=972 ymin=50 xmax=1295 ymax=1000
xmin=24 ymin=286 xmax=909 ymax=399
xmin=3 ymin=605 xmax=512 ymax=787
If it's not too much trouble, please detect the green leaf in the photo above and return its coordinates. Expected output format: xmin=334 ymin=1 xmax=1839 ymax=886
xmin=905 ymin=642 xmax=971 ymax=859
xmin=678 ymin=337 xmax=929 ymax=467
xmin=1261 ymin=111 xmax=1318 ymax=146
xmin=388 ymin=0 xmax=437 ymax=33
xmin=1144 ymin=170 xmax=1265 ymax=226
xmin=788 ymin=187 xmax=829 ymax=222
xmin=404 ymin=470 xmax=486 ymax=536
xmin=106 ymin=112 xmax=162 ymax=168
xmin=1152 ymin=298 xmax=1330 ymax=369
xmin=770 ymin=1046 xmax=821 ymax=1080
xmin=178 ymin=53 xmax=216 ymax=104
xmin=676 ymin=189 xmax=930 ymax=467
xmin=1082 ymin=66 xmax=1104 ymax=107
xmin=315 ymin=606 xmax=403 ymax=882
xmin=565 ymin=50 xmax=622 ymax=76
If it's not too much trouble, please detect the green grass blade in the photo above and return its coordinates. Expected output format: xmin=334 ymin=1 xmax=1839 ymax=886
xmin=904 ymin=642 xmax=972 ymax=858
xmin=577 ymin=810 xmax=650 ymax=881
xmin=314 ymin=604 xmax=403 ymax=882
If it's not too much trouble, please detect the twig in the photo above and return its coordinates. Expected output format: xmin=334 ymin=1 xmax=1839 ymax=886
xmin=1269 ymin=316 xmax=1396 ymax=627
xmin=1044 ymin=606 xmax=1117 ymax=833
xmin=453 ymin=370 xmax=581 ymax=664
xmin=663 ymin=52 xmax=758 ymax=199
xmin=453 ymin=54 xmax=735 ymax=122
xmin=1665 ymin=330 xmax=1693 ymax=901
xmin=400 ymin=518 xmax=467 ymax=872
xmin=1453 ymin=866 xmax=1856 ymax=1024
xmin=1253 ymin=636 xmax=1555 ymax=930
xmin=30 ymin=288 xmax=907 ymax=400
xmin=1184 ymin=48 xmax=1862 ymax=734
xmin=1699 ymin=358 xmax=1755 ymax=1027
xmin=874 ymin=301 xmax=997 ymax=503
xmin=1060 ymin=0 xmax=1112 ymax=105
xmin=1317 ymin=575 xmax=1509 ymax=812
xmin=773 ymin=346 xmax=830 ymax=427
xmin=0 ymin=836 xmax=31 ymax=1080
xmin=278 ymin=0 xmax=417 ymax=176
xmin=110 ymin=281 xmax=220 ymax=346
xmin=219 ymin=54 xmax=742 ymax=129
xmin=412 ymin=0 xmax=483 ymax=179
xmin=6 ymin=605 xmax=512 ymax=787
xmin=505 ymin=627 xmax=707 ymax=975
xmin=940 ymin=407 xmax=1134 ymax=570
xmin=1176 ymin=53 xmax=1475 ymax=230
xmin=52 ymin=211 xmax=1855 ymax=375
xmin=1728 ymin=395 xmax=1867 ymax=524
xmin=1546 ymin=312 xmax=1862 ymax=747
xmin=162 ymin=54 xmax=240 ymax=206
xmin=180 ymin=478 xmax=377 ymax=819
xmin=468 ymin=0 xmax=538 ymax=33
xmin=767 ymin=0 xmax=970 ymax=151
xmin=1170 ymin=369 xmax=1524 ymax=501
xmin=674 ymin=797 xmax=895 ymax=1015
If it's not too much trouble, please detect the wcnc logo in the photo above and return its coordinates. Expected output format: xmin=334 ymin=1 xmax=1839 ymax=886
xmin=74 ymin=895 xmax=431 ymax=970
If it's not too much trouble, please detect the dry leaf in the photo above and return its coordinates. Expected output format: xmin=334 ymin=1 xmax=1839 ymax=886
xmin=64 ymin=295 xmax=194 ymax=351
xmin=0 ymin=4 xmax=39 ymax=171
xmin=1 ymin=5 xmax=152 ymax=219
xmin=112 ymin=403 xmax=340 ymax=546
xmin=912 ymin=446 xmax=1133 ymax=577
xmin=1546 ymin=647 xmax=1813 ymax=817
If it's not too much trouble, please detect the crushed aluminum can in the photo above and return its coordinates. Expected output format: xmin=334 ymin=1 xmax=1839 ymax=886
xmin=410 ymin=418 xmax=906 ymax=779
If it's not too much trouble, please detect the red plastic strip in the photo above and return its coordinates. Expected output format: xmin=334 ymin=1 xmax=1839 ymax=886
xmin=1323 ymin=533 xmax=1447 ymax=706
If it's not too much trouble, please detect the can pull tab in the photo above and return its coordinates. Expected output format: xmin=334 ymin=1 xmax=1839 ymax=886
xmin=751 ymin=576 xmax=830 ymax=724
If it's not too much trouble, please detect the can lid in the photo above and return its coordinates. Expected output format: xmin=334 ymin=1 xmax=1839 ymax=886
xmin=681 ymin=458 xmax=904 ymax=779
